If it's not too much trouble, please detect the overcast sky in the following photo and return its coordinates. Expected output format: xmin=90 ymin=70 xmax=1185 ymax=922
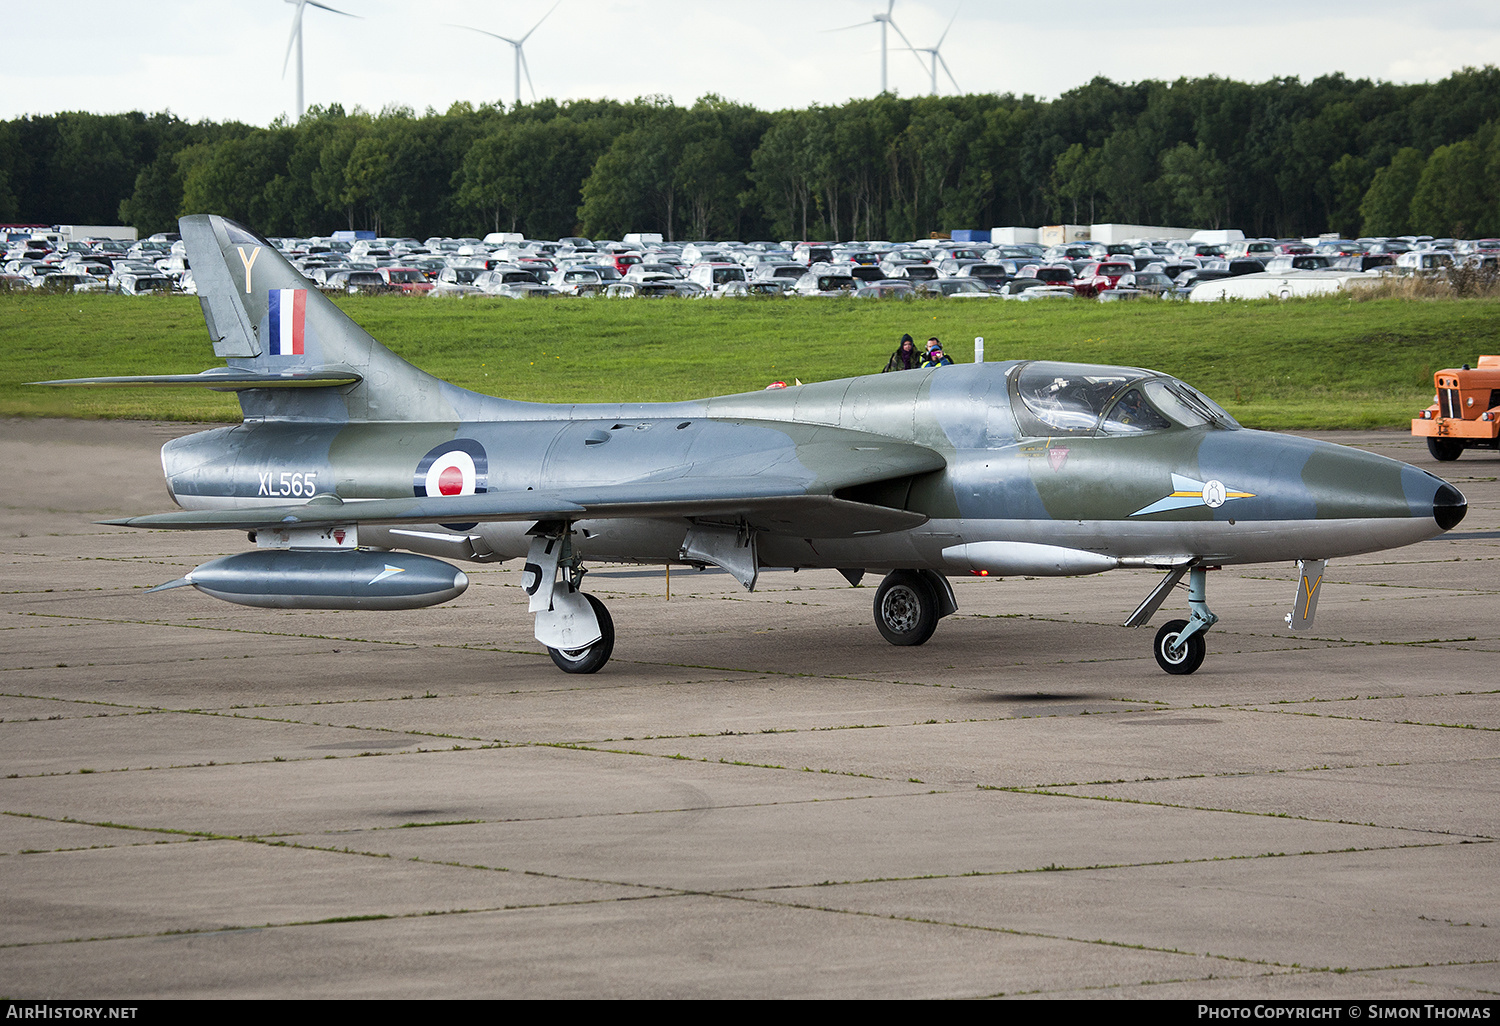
xmin=7 ymin=1 xmax=1499 ymax=125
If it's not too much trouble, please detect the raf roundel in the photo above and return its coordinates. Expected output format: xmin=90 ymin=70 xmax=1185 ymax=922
xmin=413 ymin=439 xmax=489 ymax=499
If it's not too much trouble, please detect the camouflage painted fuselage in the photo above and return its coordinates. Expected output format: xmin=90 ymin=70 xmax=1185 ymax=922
xmin=161 ymin=360 xmax=1461 ymax=574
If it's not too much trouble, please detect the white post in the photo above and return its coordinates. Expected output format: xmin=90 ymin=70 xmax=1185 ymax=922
xmin=974 ymin=336 xmax=984 ymax=363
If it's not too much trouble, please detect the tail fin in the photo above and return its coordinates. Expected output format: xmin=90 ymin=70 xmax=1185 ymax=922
xmin=182 ymin=214 xmax=456 ymax=423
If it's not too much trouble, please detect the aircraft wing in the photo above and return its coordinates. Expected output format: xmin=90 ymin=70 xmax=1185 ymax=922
xmin=102 ymin=434 xmax=945 ymax=538
xmin=102 ymin=480 xmax=924 ymax=537
xmin=108 ymin=426 xmax=948 ymax=537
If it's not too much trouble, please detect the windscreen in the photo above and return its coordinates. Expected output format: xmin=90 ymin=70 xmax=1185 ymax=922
xmin=1099 ymin=389 xmax=1172 ymax=435
xmin=1143 ymin=379 xmax=1241 ymax=429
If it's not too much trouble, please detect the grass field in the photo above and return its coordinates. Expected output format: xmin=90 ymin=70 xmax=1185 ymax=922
xmin=3 ymin=291 xmax=1497 ymax=428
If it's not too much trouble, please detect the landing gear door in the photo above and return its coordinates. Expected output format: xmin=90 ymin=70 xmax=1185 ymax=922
xmin=524 ymin=535 xmax=562 ymax=614
xmin=1286 ymin=559 xmax=1326 ymax=631
xmin=535 ymin=587 xmax=602 ymax=650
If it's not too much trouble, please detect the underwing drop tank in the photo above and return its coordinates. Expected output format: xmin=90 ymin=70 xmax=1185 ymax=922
xmin=155 ymin=550 xmax=468 ymax=610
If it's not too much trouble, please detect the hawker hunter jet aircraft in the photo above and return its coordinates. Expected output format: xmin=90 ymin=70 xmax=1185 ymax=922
xmin=42 ymin=215 xmax=1467 ymax=675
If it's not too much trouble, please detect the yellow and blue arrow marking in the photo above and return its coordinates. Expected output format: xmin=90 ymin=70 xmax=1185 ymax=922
xmin=1131 ymin=473 xmax=1255 ymax=517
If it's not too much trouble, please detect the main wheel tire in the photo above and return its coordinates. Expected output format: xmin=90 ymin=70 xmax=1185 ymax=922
xmin=1427 ymin=437 xmax=1465 ymax=462
xmin=1153 ymin=618 xmax=1205 ymax=675
xmin=548 ymin=593 xmax=614 ymax=674
xmin=874 ymin=571 xmax=939 ymax=646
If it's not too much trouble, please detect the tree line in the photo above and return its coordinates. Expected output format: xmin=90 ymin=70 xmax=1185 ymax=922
xmin=2 ymin=67 xmax=1499 ymax=243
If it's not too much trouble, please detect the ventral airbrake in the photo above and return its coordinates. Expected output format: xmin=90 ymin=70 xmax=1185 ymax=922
xmin=41 ymin=216 xmax=1468 ymax=675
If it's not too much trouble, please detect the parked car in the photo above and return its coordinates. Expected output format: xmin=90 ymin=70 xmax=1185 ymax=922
xmin=895 ymin=264 xmax=938 ymax=282
xmin=325 ymin=269 xmax=390 ymax=294
xmin=378 ymin=267 xmax=435 ymax=294
xmin=999 ymin=277 xmax=1045 ymax=295
xmin=1004 ymin=285 xmax=1077 ymax=301
xmin=1174 ymin=269 xmax=1234 ymax=291
xmin=474 ymin=270 xmax=554 ymax=298
xmin=716 ymin=280 xmax=789 ymax=298
xmin=624 ymin=263 xmax=681 ymax=282
xmin=1263 ymin=255 xmax=1334 ymax=272
xmin=429 ymin=266 xmax=487 ymax=297
xmin=854 ymin=281 xmax=917 ymax=299
xmin=485 ymin=282 xmax=559 ymax=299
xmin=918 ymin=278 xmax=997 ymax=299
xmin=551 ymin=268 xmax=610 ymax=296
xmin=955 ymin=264 xmax=1009 ymax=286
xmin=113 ymin=272 xmax=173 ymax=296
xmin=686 ymin=262 xmax=748 ymax=293
xmin=1018 ymin=265 xmax=1075 ymax=287
xmin=26 ymin=268 xmax=102 ymax=292
xmin=1071 ymin=261 xmax=1135 ymax=296
xmin=1333 ymin=254 xmax=1395 ymax=272
xmin=792 ymin=271 xmax=858 ymax=295
xmin=793 ymin=243 xmax=835 ymax=266
xmin=1396 ymin=251 xmax=1455 ymax=272
xmin=1114 ymin=271 xmax=1174 ymax=296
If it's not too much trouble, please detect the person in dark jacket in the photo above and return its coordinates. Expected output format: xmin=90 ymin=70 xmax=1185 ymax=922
xmin=882 ymin=334 xmax=920 ymax=372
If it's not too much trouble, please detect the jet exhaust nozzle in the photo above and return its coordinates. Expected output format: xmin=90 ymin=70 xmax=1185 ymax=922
xmin=171 ymin=550 xmax=468 ymax=610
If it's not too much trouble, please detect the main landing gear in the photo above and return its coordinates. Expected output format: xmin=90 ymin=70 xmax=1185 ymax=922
xmin=1126 ymin=564 xmax=1218 ymax=675
xmin=547 ymin=594 xmax=614 ymax=674
xmin=525 ymin=525 xmax=613 ymax=674
xmin=872 ymin=570 xmax=958 ymax=646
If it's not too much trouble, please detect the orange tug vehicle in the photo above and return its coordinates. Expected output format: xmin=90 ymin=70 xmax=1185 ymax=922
xmin=1413 ymin=356 xmax=1500 ymax=461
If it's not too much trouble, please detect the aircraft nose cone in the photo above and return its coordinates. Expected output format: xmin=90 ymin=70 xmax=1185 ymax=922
xmin=1434 ymin=483 xmax=1467 ymax=531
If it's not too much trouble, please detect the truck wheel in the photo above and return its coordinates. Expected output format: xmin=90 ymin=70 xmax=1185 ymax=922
xmin=1427 ymin=438 xmax=1464 ymax=462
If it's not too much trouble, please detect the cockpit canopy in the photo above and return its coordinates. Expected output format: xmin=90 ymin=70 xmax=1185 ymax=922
xmin=1009 ymin=361 xmax=1240 ymax=437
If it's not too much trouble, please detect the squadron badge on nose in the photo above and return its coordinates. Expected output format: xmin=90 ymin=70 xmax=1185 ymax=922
xmin=1131 ymin=473 xmax=1254 ymax=517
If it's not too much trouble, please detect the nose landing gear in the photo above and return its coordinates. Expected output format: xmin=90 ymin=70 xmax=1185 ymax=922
xmin=1128 ymin=564 xmax=1217 ymax=675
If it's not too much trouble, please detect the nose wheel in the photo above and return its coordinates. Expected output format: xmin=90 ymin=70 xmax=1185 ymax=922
xmin=1153 ymin=619 xmax=1206 ymax=675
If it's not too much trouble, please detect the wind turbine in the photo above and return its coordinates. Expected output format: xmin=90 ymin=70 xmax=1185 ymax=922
xmin=452 ymin=1 xmax=562 ymax=109
xmin=825 ymin=0 xmax=925 ymax=95
xmin=283 ymin=0 xmax=360 ymax=121
xmin=908 ymin=7 xmax=961 ymax=95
